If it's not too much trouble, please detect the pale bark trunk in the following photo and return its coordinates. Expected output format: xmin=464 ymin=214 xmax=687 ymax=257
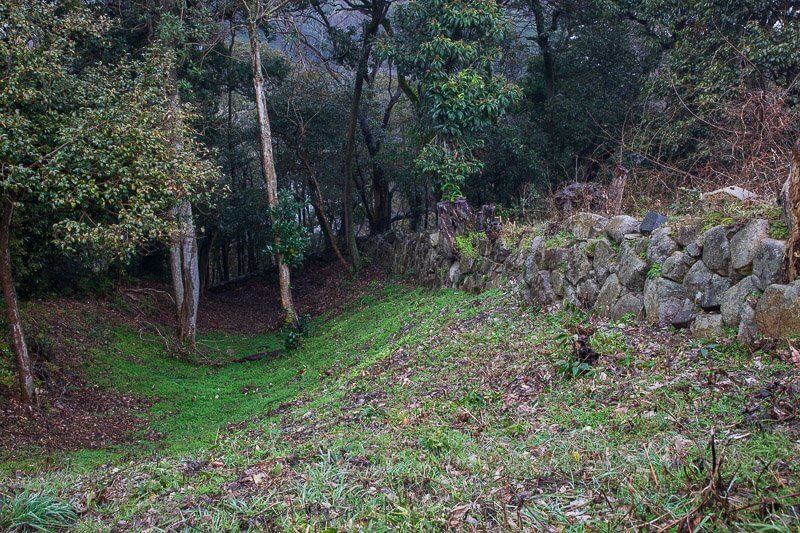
xmin=247 ymin=19 xmax=299 ymax=328
xmin=167 ymin=70 xmax=200 ymax=347
xmin=170 ymin=201 xmax=199 ymax=345
xmin=0 ymin=199 xmax=35 ymax=404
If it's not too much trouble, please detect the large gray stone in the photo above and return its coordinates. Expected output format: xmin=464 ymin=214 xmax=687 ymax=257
xmin=577 ymin=279 xmax=599 ymax=308
xmin=566 ymin=242 xmax=593 ymax=284
xmin=540 ymin=247 xmax=569 ymax=271
xmin=755 ymin=282 xmax=800 ymax=338
xmin=617 ymin=236 xmax=650 ymax=290
xmin=644 ymin=277 xmax=694 ymax=326
xmin=730 ymin=219 xmax=769 ymax=274
xmin=702 ymin=225 xmax=732 ymax=276
xmin=720 ymin=275 xmax=758 ymax=327
xmin=551 ymin=270 xmax=566 ymax=296
xmin=737 ymin=305 xmax=758 ymax=345
xmin=686 ymin=242 xmax=703 ymax=258
xmin=662 ymin=251 xmax=696 ymax=283
xmin=527 ymin=235 xmax=545 ymax=254
xmin=529 ymin=271 xmax=557 ymax=305
xmin=691 ymin=314 xmax=724 ymax=339
xmin=563 ymin=284 xmax=580 ymax=309
xmin=611 ymin=293 xmax=644 ymax=320
xmin=683 ymin=261 xmax=715 ymax=302
xmin=752 ymin=238 xmax=787 ymax=290
xmin=595 ymin=273 xmax=622 ymax=314
xmin=448 ymin=261 xmax=462 ymax=286
xmin=606 ymin=215 xmax=641 ymax=243
xmin=572 ymin=212 xmax=609 ymax=240
xmin=673 ymin=218 xmax=704 ymax=247
xmin=592 ymin=238 xmax=617 ymax=283
xmin=523 ymin=254 xmax=539 ymax=285
xmin=647 ymin=228 xmax=680 ymax=264
xmin=683 ymin=261 xmax=731 ymax=310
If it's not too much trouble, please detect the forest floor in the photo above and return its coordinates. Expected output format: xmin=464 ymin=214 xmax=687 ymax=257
xmin=1 ymin=267 xmax=799 ymax=530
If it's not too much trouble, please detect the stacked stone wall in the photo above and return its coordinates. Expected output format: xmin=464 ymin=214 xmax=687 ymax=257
xmin=385 ymin=212 xmax=800 ymax=341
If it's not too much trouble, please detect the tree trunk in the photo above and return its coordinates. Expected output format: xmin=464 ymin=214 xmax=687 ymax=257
xmin=530 ymin=0 xmax=556 ymax=100
xmin=783 ymin=140 xmax=800 ymax=281
xmin=0 ymin=199 xmax=35 ymax=404
xmin=343 ymin=19 xmax=382 ymax=271
xmin=199 ymin=230 xmax=215 ymax=295
xmin=248 ymin=19 xmax=299 ymax=328
xmin=221 ymin=240 xmax=230 ymax=282
xmin=308 ymin=174 xmax=351 ymax=271
xmin=169 ymin=200 xmax=199 ymax=348
xmin=358 ymin=114 xmax=392 ymax=234
xmin=167 ymin=70 xmax=199 ymax=348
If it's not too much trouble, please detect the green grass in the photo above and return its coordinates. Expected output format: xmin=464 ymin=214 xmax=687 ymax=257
xmin=82 ymin=284 xmax=471 ymax=458
xmin=545 ymin=229 xmax=573 ymax=249
xmin=89 ymin=329 xmax=285 ymax=455
xmin=455 ymin=232 xmax=481 ymax=259
xmin=2 ymin=283 xmax=798 ymax=530
xmin=0 ymin=491 xmax=77 ymax=531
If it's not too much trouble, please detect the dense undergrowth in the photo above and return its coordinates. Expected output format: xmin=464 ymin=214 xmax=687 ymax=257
xmin=1 ymin=284 xmax=799 ymax=531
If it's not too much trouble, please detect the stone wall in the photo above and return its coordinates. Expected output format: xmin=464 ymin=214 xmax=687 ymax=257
xmin=384 ymin=212 xmax=800 ymax=341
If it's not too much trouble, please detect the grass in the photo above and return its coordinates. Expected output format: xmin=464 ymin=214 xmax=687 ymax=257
xmin=85 ymin=284 xmax=471 ymax=458
xmin=648 ymin=262 xmax=663 ymax=278
xmin=455 ymin=232 xmax=481 ymax=259
xmin=545 ymin=229 xmax=573 ymax=249
xmin=0 ymin=491 xmax=77 ymax=531
xmin=1 ymin=284 xmax=799 ymax=530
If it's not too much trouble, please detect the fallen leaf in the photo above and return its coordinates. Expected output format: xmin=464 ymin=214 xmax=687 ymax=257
xmin=448 ymin=503 xmax=470 ymax=527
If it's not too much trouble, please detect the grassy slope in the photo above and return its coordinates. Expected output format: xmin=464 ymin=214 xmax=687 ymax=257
xmin=2 ymin=284 xmax=799 ymax=531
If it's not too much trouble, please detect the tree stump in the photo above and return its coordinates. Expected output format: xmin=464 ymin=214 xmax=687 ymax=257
xmin=437 ymin=199 xmax=475 ymax=259
xmin=606 ymin=166 xmax=628 ymax=215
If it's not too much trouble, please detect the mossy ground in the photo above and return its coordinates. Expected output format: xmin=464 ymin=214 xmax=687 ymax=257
xmin=2 ymin=283 xmax=799 ymax=531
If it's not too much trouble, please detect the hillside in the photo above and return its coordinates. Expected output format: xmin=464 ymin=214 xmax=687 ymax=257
xmin=2 ymin=281 xmax=798 ymax=531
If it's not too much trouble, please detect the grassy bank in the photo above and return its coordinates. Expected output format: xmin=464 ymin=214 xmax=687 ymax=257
xmin=1 ymin=284 xmax=799 ymax=530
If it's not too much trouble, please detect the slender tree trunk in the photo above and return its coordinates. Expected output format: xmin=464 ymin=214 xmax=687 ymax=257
xmin=221 ymin=241 xmax=230 ymax=282
xmin=530 ymin=0 xmax=556 ymax=101
xmin=0 ymin=199 xmax=35 ymax=404
xmin=343 ymin=18 xmax=382 ymax=271
xmin=358 ymin=114 xmax=392 ymax=234
xmin=309 ymin=174 xmax=351 ymax=271
xmin=170 ymin=200 xmax=199 ymax=348
xmin=199 ymin=230 xmax=215 ymax=295
xmin=783 ymin=140 xmax=800 ymax=281
xmin=247 ymin=19 xmax=299 ymax=328
xmin=167 ymin=70 xmax=199 ymax=348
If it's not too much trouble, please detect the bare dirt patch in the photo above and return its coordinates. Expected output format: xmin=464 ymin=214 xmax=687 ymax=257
xmin=0 ymin=385 xmax=150 ymax=457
